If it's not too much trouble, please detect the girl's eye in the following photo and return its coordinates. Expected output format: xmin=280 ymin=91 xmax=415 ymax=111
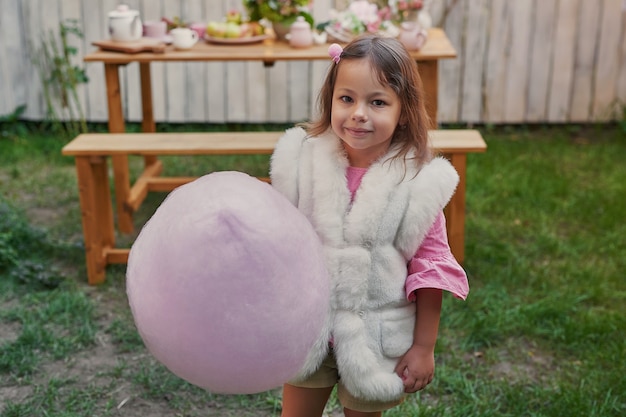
xmin=372 ymin=99 xmax=386 ymax=107
xmin=340 ymin=96 xmax=353 ymax=103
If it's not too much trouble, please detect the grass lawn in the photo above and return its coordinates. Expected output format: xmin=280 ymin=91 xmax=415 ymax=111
xmin=0 ymin=123 xmax=624 ymax=417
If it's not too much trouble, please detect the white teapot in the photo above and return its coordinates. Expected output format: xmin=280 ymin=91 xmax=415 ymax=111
xmin=108 ymin=4 xmax=142 ymax=42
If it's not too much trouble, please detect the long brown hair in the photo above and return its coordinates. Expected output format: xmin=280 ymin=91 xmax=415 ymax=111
xmin=304 ymin=34 xmax=434 ymax=168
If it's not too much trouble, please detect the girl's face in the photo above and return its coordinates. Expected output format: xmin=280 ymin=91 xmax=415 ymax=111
xmin=330 ymin=58 xmax=402 ymax=168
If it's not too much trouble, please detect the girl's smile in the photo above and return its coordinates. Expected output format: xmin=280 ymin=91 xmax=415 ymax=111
xmin=331 ymin=58 xmax=403 ymax=168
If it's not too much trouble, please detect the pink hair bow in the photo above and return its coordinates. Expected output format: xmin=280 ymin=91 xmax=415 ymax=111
xmin=328 ymin=43 xmax=343 ymax=64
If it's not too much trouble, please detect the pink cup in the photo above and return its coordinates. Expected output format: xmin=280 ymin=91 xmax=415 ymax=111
xmin=143 ymin=20 xmax=167 ymax=39
xmin=189 ymin=22 xmax=206 ymax=39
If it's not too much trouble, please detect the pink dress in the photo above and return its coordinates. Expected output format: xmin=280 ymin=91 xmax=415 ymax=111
xmin=346 ymin=166 xmax=469 ymax=301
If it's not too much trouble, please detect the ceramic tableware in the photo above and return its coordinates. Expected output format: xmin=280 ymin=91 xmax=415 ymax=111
xmin=108 ymin=4 xmax=142 ymax=42
xmin=398 ymin=22 xmax=427 ymax=51
xmin=171 ymin=27 xmax=198 ymax=50
xmin=286 ymin=16 xmax=313 ymax=48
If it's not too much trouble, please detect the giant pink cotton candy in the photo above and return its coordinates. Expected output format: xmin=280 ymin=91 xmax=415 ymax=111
xmin=126 ymin=171 xmax=329 ymax=394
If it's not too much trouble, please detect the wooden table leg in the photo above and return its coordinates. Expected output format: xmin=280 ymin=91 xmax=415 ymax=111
xmin=75 ymin=156 xmax=115 ymax=285
xmin=417 ymin=60 xmax=438 ymax=128
xmin=443 ymin=153 xmax=467 ymax=264
xmin=139 ymin=62 xmax=158 ymax=166
xmin=104 ymin=63 xmax=134 ymax=234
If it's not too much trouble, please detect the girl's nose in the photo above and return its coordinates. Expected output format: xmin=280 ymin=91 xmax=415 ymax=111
xmin=351 ymin=103 xmax=367 ymax=121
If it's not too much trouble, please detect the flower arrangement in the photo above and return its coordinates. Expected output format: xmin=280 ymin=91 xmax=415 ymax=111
xmin=322 ymin=0 xmax=427 ymax=42
xmin=324 ymin=0 xmax=397 ymax=42
xmin=244 ymin=0 xmax=312 ymax=25
xmin=394 ymin=0 xmax=424 ymax=22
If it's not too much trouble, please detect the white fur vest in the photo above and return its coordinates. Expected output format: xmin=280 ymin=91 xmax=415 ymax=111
xmin=270 ymin=127 xmax=459 ymax=401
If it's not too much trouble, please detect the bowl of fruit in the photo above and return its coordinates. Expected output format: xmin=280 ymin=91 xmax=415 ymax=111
xmin=205 ymin=10 xmax=268 ymax=44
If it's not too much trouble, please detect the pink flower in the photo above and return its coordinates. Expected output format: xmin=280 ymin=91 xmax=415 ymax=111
xmin=349 ymin=0 xmax=380 ymax=25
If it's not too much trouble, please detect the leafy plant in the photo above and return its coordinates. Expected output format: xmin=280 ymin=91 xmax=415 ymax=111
xmin=0 ymin=200 xmax=66 ymax=289
xmin=0 ymin=105 xmax=29 ymax=141
xmin=32 ymin=19 xmax=89 ymax=138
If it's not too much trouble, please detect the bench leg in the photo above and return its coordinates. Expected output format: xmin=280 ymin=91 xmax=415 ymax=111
xmin=75 ymin=156 xmax=115 ymax=285
xmin=444 ymin=153 xmax=467 ymax=264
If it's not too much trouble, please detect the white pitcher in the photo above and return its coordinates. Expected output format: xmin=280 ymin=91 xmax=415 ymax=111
xmin=108 ymin=4 xmax=142 ymax=42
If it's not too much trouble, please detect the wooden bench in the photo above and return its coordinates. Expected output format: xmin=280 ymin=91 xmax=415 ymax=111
xmin=62 ymin=130 xmax=486 ymax=285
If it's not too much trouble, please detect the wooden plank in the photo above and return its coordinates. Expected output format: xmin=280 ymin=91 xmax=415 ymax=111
xmin=503 ymin=1 xmax=532 ymax=122
xmin=0 ymin=0 xmax=25 ymax=116
xmin=183 ymin=0 xmax=209 ymax=122
xmin=163 ymin=0 xmax=186 ymax=122
xmin=62 ymin=131 xmax=281 ymax=155
xmin=247 ymin=61 xmax=269 ymax=122
xmin=569 ymin=0 xmax=601 ymax=121
xmin=289 ymin=62 xmax=311 ymax=121
xmin=140 ymin=0 xmax=167 ymax=123
xmin=206 ymin=1 xmax=227 ymax=122
xmin=547 ymin=0 xmax=579 ymax=122
xmin=525 ymin=0 xmax=557 ymax=121
xmin=617 ymin=5 xmax=626 ymax=106
xmin=21 ymin=0 xmax=48 ymax=120
xmin=438 ymin=0 xmax=463 ymax=123
xmin=483 ymin=0 xmax=510 ymax=123
xmin=226 ymin=61 xmax=248 ymax=121
xmin=459 ymin=0 xmax=489 ymax=123
xmin=592 ymin=0 xmax=623 ymax=120
xmin=62 ymin=130 xmax=486 ymax=155
xmin=82 ymin=29 xmax=457 ymax=63
xmin=267 ymin=61 xmax=290 ymax=122
xmin=60 ymin=0 xmax=87 ymax=125
xmin=81 ymin=0 xmax=109 ymax=122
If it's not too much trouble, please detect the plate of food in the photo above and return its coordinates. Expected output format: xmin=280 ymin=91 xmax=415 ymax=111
xmin=204 ymin=19 xmax=268 ymax=44
xmin=204 ymin=34 xmax=269 ymax=45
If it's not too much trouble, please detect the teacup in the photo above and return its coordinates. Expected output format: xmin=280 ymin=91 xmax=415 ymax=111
xmin=143 ymin=20 xmax=167 ymax=39
xmin=171 ymin=27 xmax=198 ymax=50
xmin=188 ymin=23 xmax=207 ymax=39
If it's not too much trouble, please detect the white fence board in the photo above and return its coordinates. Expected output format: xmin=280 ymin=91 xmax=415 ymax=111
xmin=459 ymin=0 xmax=488 ymax=123
xmin=618 ymin=10 xmax=626 ymax=107
xmin=503 ymin=1 xmax=533 ymax=122
xmin=525 ymin=0 xmax=557 ymax=122
xmin=547 ymin=0 xmax=579 ymax=122
xmin=438 ymin=0 xmax=463 ymax=123
xmin=0 ymin=0 xmax=22 ymax=116
xmin=483 ymin=0 xmax=509 ymax=123
xmin=1 ymin=0 xmax=625 ymax=125
xmin=593 ymin=0 xmax=624 ymax=120
xmin=569 ymin=0 xmax=601 ymax=122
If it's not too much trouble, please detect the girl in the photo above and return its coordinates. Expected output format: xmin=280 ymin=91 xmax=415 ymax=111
xmin=270 ymin=35 xmax=469 ymax=417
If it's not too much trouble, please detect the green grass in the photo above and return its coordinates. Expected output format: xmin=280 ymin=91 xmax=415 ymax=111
xmin=0 ymin=123 xmax=624 ymax=416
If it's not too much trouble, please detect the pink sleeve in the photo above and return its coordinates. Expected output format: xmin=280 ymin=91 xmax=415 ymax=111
xmin=405 ymin=212 xmax=469 ymax=301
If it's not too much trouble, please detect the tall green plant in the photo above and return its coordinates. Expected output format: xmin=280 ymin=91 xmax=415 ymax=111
xmin=32 ymin=19 xmax=89 ymax=138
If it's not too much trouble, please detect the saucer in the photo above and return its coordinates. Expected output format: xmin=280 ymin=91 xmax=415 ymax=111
xmin=145 ymin=35 xmax=173 ymax=44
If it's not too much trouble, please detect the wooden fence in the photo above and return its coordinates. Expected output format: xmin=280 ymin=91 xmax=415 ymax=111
xmin=1 ymin=0 xmax=625 ymax=125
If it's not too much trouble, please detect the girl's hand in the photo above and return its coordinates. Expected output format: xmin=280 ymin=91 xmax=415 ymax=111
xmin=394 ymin=344 xmax=435 ymax=393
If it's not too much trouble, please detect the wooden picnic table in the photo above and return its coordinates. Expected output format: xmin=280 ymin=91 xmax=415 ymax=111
xmin=83 ymin=28 xmax=458 ymax=235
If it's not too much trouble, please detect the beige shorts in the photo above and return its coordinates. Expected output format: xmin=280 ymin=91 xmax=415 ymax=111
xmin=287 ymin=350 xmax=405 ymax=413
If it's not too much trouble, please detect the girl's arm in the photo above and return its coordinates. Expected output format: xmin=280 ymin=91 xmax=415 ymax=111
xmin=394 ymin=287 xmax=443 ymax=393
